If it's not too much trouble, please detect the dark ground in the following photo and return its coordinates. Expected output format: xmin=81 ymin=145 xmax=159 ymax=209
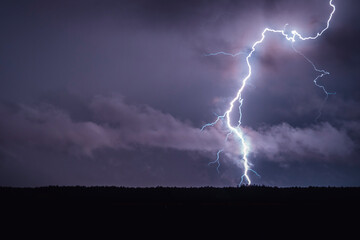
xmin=2 ymin=186 xmax=360 ymax=211
xmin=1 ymin=186 xmax=359 ymax=233
xmin=2 ymin=185 xmax=360 ymax=208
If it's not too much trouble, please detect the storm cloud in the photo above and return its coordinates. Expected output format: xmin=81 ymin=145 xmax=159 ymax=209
xmin=0 ymin=96 xmax=227 ymax=156
xmin=0 ymin=96 xmax=356 ymax=164
xmin=0 ymin=0 xmax=359 ymax=186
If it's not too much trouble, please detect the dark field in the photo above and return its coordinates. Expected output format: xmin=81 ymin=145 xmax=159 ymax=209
xmin=1 ymin=186 xmax=360 ymax=209
xmin=1 ymin=186 xmax=359 ymax=231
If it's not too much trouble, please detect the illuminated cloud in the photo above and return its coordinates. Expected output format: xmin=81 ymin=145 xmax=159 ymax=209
xmin=245 ymin=122 xmax=355 ymax=161
xmin=0 ymin=96 xmax=226 ymax=156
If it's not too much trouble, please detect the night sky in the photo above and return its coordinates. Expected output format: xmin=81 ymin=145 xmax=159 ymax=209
xmin=1 ymin=0 xmax=359 ymax=187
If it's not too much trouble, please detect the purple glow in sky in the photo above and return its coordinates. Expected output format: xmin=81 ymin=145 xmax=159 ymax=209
xmin=0 ymin=0 xmax=359 ymax=187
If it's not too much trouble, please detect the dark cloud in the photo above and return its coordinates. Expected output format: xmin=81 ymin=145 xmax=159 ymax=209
xmin=0 ymin=96 xmax=227 ymax=156
xmin=0 ymin=0 xmax=359 ymax=186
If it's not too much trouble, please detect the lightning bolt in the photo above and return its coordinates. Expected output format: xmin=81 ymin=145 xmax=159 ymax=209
xmin=208 ymin=131 xmax=233 ymax=174
xmin=290 ymin=43 xmax=336 ymax=121
xmin=202 ymin=0 xmax=336 ymax=185
xmin=204 ymin=51 xmax=245 ymax=57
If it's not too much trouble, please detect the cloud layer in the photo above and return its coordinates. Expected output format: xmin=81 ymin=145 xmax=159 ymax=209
xmin=0 ymin=96 xmax=226 ymax=157
xmin=245 ymin=122 xmax=355 ymax=161
xmin=0 ymin=96 xmax=356 ymax=164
